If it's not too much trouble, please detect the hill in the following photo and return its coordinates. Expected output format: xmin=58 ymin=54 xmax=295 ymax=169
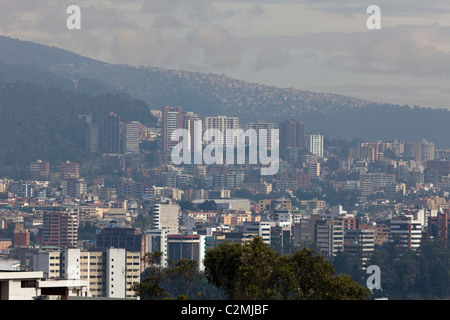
xmin=1 ymin=35 xmax=450 ymax=148
xmin=0 ymin=82 xmax=156 ymax=173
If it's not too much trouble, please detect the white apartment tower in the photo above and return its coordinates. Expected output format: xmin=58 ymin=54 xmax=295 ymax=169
xmin=122 ymin=121 xmax=141 ymax=154
xmin=205 ymin=115 xmax=239 ymax=145
xmin=308 ymin=134 xmax=324 ymax=157
xmin=151 ymin=199 xmax=180 ymax=235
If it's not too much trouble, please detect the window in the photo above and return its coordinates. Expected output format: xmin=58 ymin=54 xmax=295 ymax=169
xmin=21 ymin=280 xmax=36 ymax=288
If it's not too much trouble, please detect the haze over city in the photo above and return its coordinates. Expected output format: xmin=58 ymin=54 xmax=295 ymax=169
xmin=2 ymin=0 xmax=450 ymax=108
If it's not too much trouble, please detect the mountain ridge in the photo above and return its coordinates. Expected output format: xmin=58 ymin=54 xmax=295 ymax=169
xmin=1 ymin=35 xmax=450 ymax=148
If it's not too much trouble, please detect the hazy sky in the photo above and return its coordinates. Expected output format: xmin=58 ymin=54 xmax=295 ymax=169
xmin=2 ymin=0 xmax=450 ymax=108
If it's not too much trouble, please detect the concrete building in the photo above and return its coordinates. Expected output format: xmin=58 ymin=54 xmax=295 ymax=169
xmin=32 ymin=248 xmax=140 ymax=299
xmin=162 ymin=106 xmax=183 ymax=152
xmin=167 ymin=234 xmax=206 ymax=272
xmin=150 ymin=199 xmax=180 ymax=235
xmin=41 ymin=209 xmax=79 ymax=248
xmin=205 ymin=115 xmax=240 ymax=146
xmin=308 ymin=134 xmax=324 ymax=157
xmin=315 ymin=219 xmax=344 ymax=258
xmin=389 ymin=215 xmax=422 ymax=250
xmin=0 ymin=271 xmax=89 ymax=300
xmin=122 ymin=121 xmax=141 ymax=154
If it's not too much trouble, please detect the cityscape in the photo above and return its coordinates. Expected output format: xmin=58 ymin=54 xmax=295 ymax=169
xmin=0 ymin=1 xmax=449 ymax=308
xmin=0 ymin=102 xmax=449 ymax=301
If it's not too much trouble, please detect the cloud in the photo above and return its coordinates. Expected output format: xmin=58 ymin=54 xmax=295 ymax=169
xmin=187 ymin=23 xmax=243 ymax=69
xmin=255 ymin=47 xmax=292 ymax=70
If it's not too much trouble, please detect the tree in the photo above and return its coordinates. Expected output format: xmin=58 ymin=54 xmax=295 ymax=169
xmin=204 ymin=237 xmax=368 ymax=300
xmin=133 ymin=252 xmax=169 ymax=300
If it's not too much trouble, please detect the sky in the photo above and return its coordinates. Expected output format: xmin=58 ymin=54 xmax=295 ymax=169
xmin=1 ymin=0 xmax=450 ymax=108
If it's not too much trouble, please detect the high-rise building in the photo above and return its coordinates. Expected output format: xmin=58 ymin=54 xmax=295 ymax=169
xmin=30 ymin=160 xmax=50 ymax=181
xmin=60 ymin=161 xmax=80 ymax=180
xmin=32 ymin=248 xmax=141 ymax=299
xmin=122 ymin=121 xmax=141 ymax=154
xmin=205 ymin=115 xmax=240 ymax=145
xmin=144 ymin=229 xmax=168 ymax=268
xmin=61 ymin=178 xmax=86 ymax=198
xmin=308 ymin=134 xmax=324 ymax=157
xmin=245 ymin=120 xmax=277 ymax=150
xmin=389 ymin=215 xmax=422 ymax=250
xmin=427 ymin=211 xmax=449 ymax=241
xmin=315 ymin=219 xmax=344 ymax=258
xmin=344 ymin=228 xmax=375 ymax=267
xmin=150 ymin=199 xmax=180 ymax=235
xmin=167 ymin=234 xmax=206 ymax=272
xmin=101 ymin=112 xmax=122 ymax=154
xmin=162 ymin=106 xmax=183 ymax=151
xmin=182 ymin=112 xmax=201 ymax=152
xmin=414 ymin=139 xmax=435 ymax=165
xmin=78 ymin=114 xmax=99 ymax=153
xmin=279 ymin=119 xmax=305 ymax=150
xmin=41 ymin=210 xmax=79 ymax=248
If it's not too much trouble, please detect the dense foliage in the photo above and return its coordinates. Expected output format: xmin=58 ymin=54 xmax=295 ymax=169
xmin=0 ymin=82 xmax=156 ymax=176
xmin=332 ymin=236 xmax=450 ymax=300
xmin=204 ymin=237 xmax=369 ymax=300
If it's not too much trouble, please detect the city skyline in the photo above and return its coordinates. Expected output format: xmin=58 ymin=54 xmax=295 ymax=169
xmin=1 ymin=1 xmax=450 ymax=109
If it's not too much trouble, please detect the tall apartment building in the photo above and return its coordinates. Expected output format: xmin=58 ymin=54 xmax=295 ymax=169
xmin=61 ymin=178 xmax=86 ymax=198
xmin=59 ymin=161 xmax=80 ymax=180
xmin=245 ymin=120 xmax=277 ymax=150
xmin=162 ymin=106 xmax=183 ymax=151
xmin=308 ymin=134 xmax=324 ymax=157
xmin=360 ymin=173 xmax=396 ymax=196
xmin=279 ymin=119 xmax=305 ymax=150
xmin=182 ymin=112 xmax=201 ymax=152
xmin=205 ymin=115 xmax=240 ymax=146
xmin=29 ymin=160 xmax=50 ymax=181
xmin=315 ymin=219 xmax=344 ymax=258
xmin=243 ymin=221 xmax=273 ymax=245
xmin=41 ymin=210 xmax=79 ymax=248
xmin=389 ymin=215 xmax=422 ymax=250
xmin=414 ymin=139 xmax=435 ymax=165
xmin=144 ymin=229 xmax=168 ymax=268
xmin=428 ymin=210 xmax=449 ymax=240
xmin=167 ymin=234 xmax=206 ymax=272
xmin=101 ymin=112 xmax=122 ymax=154
xmin=150 ymin=199 xmax=180 ymax=235
xmin=96 ymin=227 xmax=148 ymax=261
xmin=78 ymin=114 xmax=99 ymax=153
xmin=344 ymin=228 xmax=375 ymax=267
xmin=122 ymin=121 xmax=141 ymax=154
xmin=293 ymin=214 xmax=321 ymax=245
xmin=32 ymin=248 xmax=140 ymax=299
